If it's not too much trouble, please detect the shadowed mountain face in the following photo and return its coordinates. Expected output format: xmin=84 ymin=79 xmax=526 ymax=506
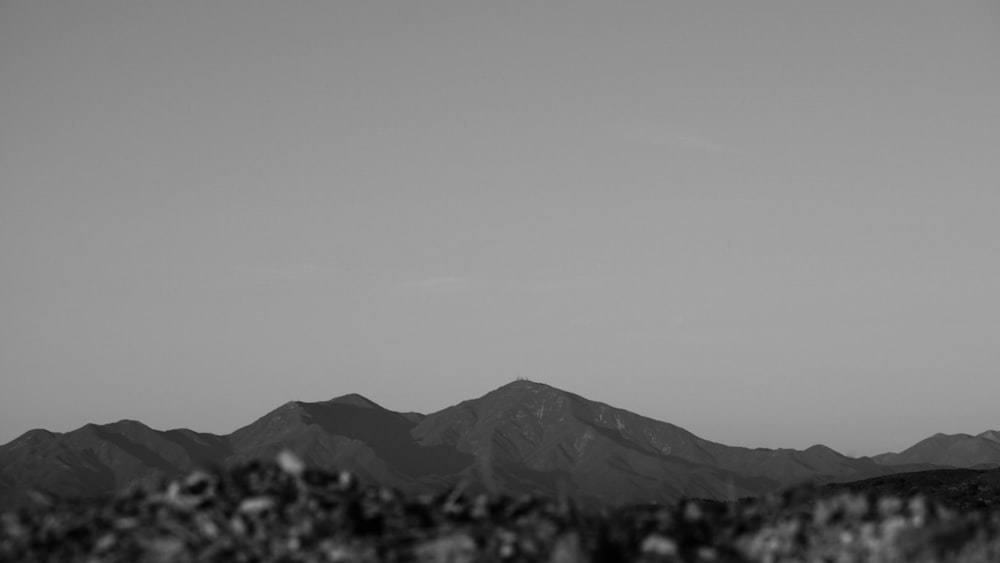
xmin=410 ymin=380 xmax=898 ymax=505
xmin=0 ymin=421 xmax=231 ymax=502
xmin=227 ymin=397 xmax=471 ymax=484
xmin=872 ymin=431 xmax=1000 ymax=469
xmin=0 ymin=380 xmax=974 ymax=507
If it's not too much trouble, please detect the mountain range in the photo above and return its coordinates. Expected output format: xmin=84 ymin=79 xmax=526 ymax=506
xmin=1 ymin=380 xmax=995 ymax=508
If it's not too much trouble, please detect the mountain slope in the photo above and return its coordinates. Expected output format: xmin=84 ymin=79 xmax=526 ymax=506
xmin=873 ymin=432 xmax=1000 ymax=468
xmin=0 ymin=420 xmax=230 ymax=505
xmin=228 ymin=395 xmax=472 ymax=491
xmin=411 ymin=380 xmax=889 ymax=505
xmin=979 ymin=430 xmax=1000 ymax=444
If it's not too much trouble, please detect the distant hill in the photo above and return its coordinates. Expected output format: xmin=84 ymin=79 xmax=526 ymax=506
xmin=0 ymin=421 xmax=230 ymax=502
xmin=822 ymin=467 xmax=1000 ymax=512
xmin=0 ymin=380 xmax=969 ymax=507
xmin=980 ymin=430 xmax=1000 ymax=444
xmin=873 ymin=431 xmax=1000 ymax=469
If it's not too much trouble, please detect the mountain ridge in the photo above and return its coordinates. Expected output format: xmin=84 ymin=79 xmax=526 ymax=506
xmin=1 ymin=379 xmax=990 ymax=507
xmin=872 ymin=430 xmax=1000 ymax=468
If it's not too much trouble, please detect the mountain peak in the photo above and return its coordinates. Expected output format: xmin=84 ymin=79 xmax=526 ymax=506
xmin=504 ymin=378 xmax=551 ymax=388
xmin=490 ymin=378 xmax=560 ymax=395
xmin=978 ymin=430 xmax=1000 ymax=443
xmin=477 ymin=380 xmax=571 ymax=415
xmin=328 ymin=393 xmax=382 ymax=409
xmin=109 ymin=419 xmax=151 ymax=428
xmin=3 ymin=428 xmax=57 ymax=448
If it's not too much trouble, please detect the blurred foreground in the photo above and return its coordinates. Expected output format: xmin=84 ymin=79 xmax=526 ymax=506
xmin=3 ymin=453 xmax=1000 ymax=562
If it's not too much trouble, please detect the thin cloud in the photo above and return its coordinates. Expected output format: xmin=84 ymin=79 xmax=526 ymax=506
xmin=391 ymin=275 xmax=604 ymax=295
xmin=509 ymin=277 xmax=606 ymax=293
xmin=394 ymin=276 xmax=473 ymax=294
xmin=612 ymin=123 xmax=742 ymax=155
xmin=243 ymin=262 xmax=343 ymax=283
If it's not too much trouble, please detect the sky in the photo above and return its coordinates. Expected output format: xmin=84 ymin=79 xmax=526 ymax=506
xmin=1 ymin=0 xmax=998 ymax=457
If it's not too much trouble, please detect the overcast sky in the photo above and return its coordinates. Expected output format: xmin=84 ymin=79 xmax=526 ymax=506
xmin=2 ymin=0 xmax=998 ymax=456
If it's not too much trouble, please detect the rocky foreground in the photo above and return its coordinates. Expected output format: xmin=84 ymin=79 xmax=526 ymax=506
xmin=3 ymin=454 xmax=1000 ymax=562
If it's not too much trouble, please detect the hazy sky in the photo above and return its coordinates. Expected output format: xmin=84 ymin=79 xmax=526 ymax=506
xmin=2 ymin=1 xmax=998 ymax=456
